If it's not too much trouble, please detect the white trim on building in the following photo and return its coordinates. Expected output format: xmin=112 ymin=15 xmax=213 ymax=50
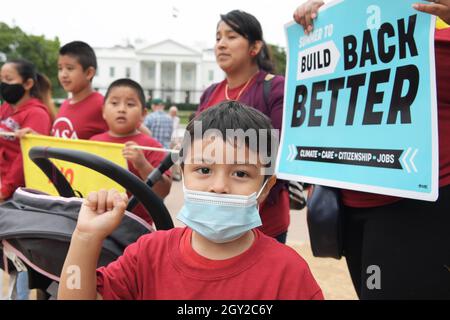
xmin=93 ymin=39 xmax=224 ymax=104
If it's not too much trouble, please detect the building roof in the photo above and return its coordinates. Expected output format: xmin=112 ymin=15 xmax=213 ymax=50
xmin=136 ymin=39 xmax=201 ymax=57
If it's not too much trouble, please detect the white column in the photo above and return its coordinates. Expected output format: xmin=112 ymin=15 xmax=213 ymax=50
xmin=135 ymin=60 xmax=141 ymax=83
xmin=175 ymin=62 xmax=182 ymax=103
xmin=195 ymin=62 xmax=202 ymax=103
xmin=155 ymin=61 xmax=161 ymax=99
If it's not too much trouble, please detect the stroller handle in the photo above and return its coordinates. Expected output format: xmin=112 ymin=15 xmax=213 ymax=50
xmin=28 ymin=146 xmax=174 ymax=230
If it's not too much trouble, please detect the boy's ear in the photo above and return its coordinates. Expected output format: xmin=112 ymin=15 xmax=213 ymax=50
xmin=257 ymin=175 xmax=277 ymax=204
xmin=137 ymin=109 xmax=147 ymax=128
xmin=85 ymin=66 xmax=96 ymax=82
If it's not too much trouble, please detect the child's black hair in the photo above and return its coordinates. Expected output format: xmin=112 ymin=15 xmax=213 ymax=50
xmin=59 ymin=41 xmax=97 ymax=71
xmin=219 ymin=10 xmax=274 ymax=73
xmin=181 ymin=100 xmax=278 ymax=174
xmin=104 ymin=78 xmax=146 ymax=110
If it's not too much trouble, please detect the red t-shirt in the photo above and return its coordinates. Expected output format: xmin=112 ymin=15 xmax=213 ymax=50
xmin=97 ymin=227 xmax=324 ymax=300
xmin=200 ymin=76 xmax=290 ymax=238
xmin=90 ymin=132 xmax=170 ymax=224
xmin=51 ymin=92 xmax=107 ymax=140
xmin=0 ymin=98 xmax=52 ymax=198
xmin=342 ymin=28 xmax=450 ymax=207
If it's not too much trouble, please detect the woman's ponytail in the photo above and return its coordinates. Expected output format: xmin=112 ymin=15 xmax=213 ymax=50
xmin=33 ymin=73 xmax=56 ymax=121
xmin=256 ymin=41 xmax=274 ymax=73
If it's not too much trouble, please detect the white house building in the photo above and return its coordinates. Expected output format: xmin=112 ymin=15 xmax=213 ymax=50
xmin=93 ymin=39 xmax=224 ymax=104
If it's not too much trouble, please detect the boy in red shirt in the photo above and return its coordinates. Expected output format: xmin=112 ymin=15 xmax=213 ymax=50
xmin=58 ymin=101 xmax=323 ymax=300
xmin=52 ymin=41 xmax=108 ymax=140
xmin=90 ymin=78 xmax=172 ymax=224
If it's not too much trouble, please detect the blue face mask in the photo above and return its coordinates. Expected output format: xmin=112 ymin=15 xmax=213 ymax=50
xmin=177 ymin=179 xmax=269 ymax=244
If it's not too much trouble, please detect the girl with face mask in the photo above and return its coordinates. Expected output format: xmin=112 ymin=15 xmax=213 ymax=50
xmin=0 ymin=59 xmax=55 ymax=202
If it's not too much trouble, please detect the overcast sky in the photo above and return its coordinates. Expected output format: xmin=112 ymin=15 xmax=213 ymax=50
xmin=0 ymin=0 xmax=319 ymax=50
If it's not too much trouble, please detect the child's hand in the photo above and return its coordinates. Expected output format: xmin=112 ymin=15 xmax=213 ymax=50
xmin=123 ymin=141 xmax=148 ymax=169
xmin=293 ymin=0 xmax=324 ymax=34
xmin=413 ymin=0 xmax=450 ymax=25
xmin=75 ymin=189 xmax=128 ymax=242
xmin=15 ymin=127 xmax=38 ymax=139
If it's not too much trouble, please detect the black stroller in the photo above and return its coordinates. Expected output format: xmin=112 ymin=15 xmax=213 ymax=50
xmin=0 ymin=147 xmax=175 ymax=299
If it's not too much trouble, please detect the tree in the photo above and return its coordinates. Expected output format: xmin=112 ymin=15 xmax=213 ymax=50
xmin=0 ymin=22 xmax=63 ymax=97
xmin=268 ymin=44 xmax=287 ymax=76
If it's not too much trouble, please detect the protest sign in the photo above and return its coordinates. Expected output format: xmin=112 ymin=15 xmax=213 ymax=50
xmin=276 ymin=0 xmax=438 ymax=200
xmin=21 ymin=135 xmax=127 ymax=196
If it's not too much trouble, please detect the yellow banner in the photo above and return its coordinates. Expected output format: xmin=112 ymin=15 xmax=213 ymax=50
xmin=21 ymin=135 xmax=128 ymax=197
xmin=436 ymin=17 xmax=449 ymax=30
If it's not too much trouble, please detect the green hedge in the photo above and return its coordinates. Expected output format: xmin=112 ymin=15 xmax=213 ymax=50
xmin=172 ymin=103 xmax=199 ymax=111
xmin=145 ymin=101 xmax=198 ymax=111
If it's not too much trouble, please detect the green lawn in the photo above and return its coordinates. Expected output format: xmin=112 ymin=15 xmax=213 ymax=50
xmin=178 ymin=110 xmax=196 ymax=125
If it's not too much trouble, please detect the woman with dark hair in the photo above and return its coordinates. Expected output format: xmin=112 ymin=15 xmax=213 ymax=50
xmin=0 ymin=59 xmax=55 ymax=202
xmin=197 ymin=10 xmax=290 ymax=243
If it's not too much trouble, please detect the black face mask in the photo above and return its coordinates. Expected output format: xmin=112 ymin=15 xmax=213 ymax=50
xmin=0 ymin=82 xmax=26 ymax=104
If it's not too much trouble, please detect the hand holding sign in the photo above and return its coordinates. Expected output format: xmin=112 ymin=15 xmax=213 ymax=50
xmin=15 ymin=127 xmax=38 ymax=139
xmin=295 ymin=0 xmax=450 ymax=31
xmin=413 ymin=0 xmax=450 ymax=25
xmin=123 ymin=141 xmax=148 ymax=171
xmin=293 ymin=0 xmax=324 ymax=34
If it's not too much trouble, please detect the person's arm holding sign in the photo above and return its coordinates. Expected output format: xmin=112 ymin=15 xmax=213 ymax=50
xmin=413 ymin=0 xmax=450 ymax=24
xmin=293 ymin=0 xmax=324 ymax=34
xmin=14 ymin=127 xmax=38 ymax=139
xmin=122 ymin=141 xmax=155 ymax=179
xmin=294 ymin=0 xmax=450 ymax=30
